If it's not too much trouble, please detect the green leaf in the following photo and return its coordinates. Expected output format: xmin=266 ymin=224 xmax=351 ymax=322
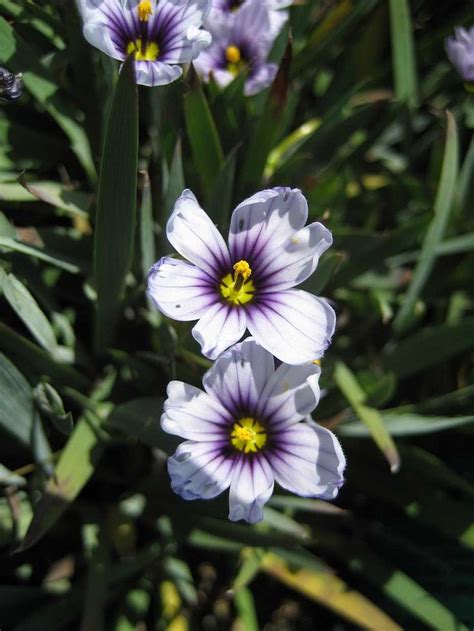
xmin=207 ymin=146 xmax=237 ymax=226
xmin=340 ymin=413 xmax=474 ymax=437
xmin=389 ymin=0 xmax=419 ymax=109
xmin=238 ymin=39 xmax=291 ymax=195
xmin=334 ymin=362 xmax=400 ymax=472
xmin=18 ymin=177 xmax=92 ymax=218
xmin=384 ymin=317 xmax=474 ymax=378
xmin=107 ymin=397 xmax=166 ymax=449
xmin=393 ymin=111 xmax=459 ymax=333
xmin=0 ymin=236 xmax=81 ymax=274
xmin=34 ymin=382 xmax=73 ymax=436
xmin=93 ymin=57 xmax=138 ymax=353
xmin=184 ymin=75 xmax=224 ymax=199
xmin=139 ymin=171 xmax=156 ymax=280
xmin=260 ymin=552 xmax=403 ymax=631
xmin=0 ymin=268 xmax=58 ymax=353
xmin=163 ymin=137 xmax=185 ymax=221
xmin=317 ymin=523 xmax=471 ymax=631
xmin=0 ymin=353 xmax=49 ymax=453
xmin=0 ymin=17 xmax=96 ymax=182
xmin=0 ymin=322 xmax=89 ymax=390
xmin=17 ymin=410 xmax=108 ymax=551
xmin=234 ymin=588 xmax=259 ymax=631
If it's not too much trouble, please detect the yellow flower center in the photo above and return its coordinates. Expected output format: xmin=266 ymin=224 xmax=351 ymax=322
xmin=220 ymin=260 xmax=254 ymax=305
xmin=225 ymin=45 xmax=246 ymax=76
xmin=231 ymin=417 xmax=267 ymax=453
xmin=138 ymin=0 xmax=153 ymax=21
xmin=127 ymin=39 xmax=159 ymax=61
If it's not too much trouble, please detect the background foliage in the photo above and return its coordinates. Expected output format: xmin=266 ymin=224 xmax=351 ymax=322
xmin=0 ymin=0 xmax=473 ymax=629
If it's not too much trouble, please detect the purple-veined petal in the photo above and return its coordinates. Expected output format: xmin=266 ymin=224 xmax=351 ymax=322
xmin=244 ymin=62 xmax=278 ymax=95
xmin=147 ymin=256 xmax=217 ymax=321
xmin=228 ymin=188 xmax=307 ymax=265
xmin=228 ymin=454 xmax=274 ymax=523
xmin=203 ymin=337 xmax=275 ymax=415
xmin=192 ymin=302 xmax=247 ymax=360
xmin=258 ymin=221 xmax=332 ymax=292
xmin=269 ymin=420 xmax=346 ymax=498
xmin=162 ymin=380 xmax=232 ymax=440
xmin=168 ymin=440 xmax=235 ymax=500
xmin=247 ymin=289 xmax=336 ymax=365
xmin=258 ymin=361 xmax=320 ymax=427
xmin=82 ymin=14 xmax=124 ymax=60
xmin=167 ymin=190 xmax=230 ymax=278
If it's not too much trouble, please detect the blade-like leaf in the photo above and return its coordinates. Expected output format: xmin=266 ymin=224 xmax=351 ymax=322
xmin=393 ymin=111 xmax=459 ymax=332
xmin=184 ymin=73 xmax=224 ymax=199
xmin=0 ymin=268 xmax=58 ymax=353
xmin=389 ymin=0 xmax=419 ymax=109
xmin=93 ymin=57 xmax=138 ymax=353
xmin=334 ymin=361 xmax=400 ymax=472
xmin=260 ymin=552 xmax=403 ymax=631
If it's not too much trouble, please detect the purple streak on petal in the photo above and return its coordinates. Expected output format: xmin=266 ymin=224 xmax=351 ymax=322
xmin=202 ymin=338 xmax=275 ymax=418
xmin=168 ymin=439 xmax=237 ymax=501
xmin=228 ymin=453 xmax=274 ymax=523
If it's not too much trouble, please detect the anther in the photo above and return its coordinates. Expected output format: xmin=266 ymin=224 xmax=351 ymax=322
xmin=138 ymin=0 xmax=153 ymax=21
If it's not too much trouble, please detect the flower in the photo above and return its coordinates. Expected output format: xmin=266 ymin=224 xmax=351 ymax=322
xmin=193 ymin=0 xmax=280 ymax=95
xmin=445 ymin=26 xmax=474 ymax=86
xmin=76 ymin=0 xmax=212 ymax=86
xmin=147 ymin=187 xmax=335 ymax=364
xmin=208 ymin=0 xmax=291 ymax=37
xmin=0 ymin=67 xmax=23 ymax=104
xmin=162 ymin=338 xmax=346 ymax=523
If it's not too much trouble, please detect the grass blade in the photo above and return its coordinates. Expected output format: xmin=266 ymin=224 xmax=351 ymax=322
xmin=393 ymin=111 xmax=459 ymax=333
xmin=93 ymin=57 xmax=138 ymax=353
xmin=334 ymin=361 xmax=400 ymax=472
xmin=389 ymin=0 xmax=419 ymax=109
xmin=184 ymin=73 xmax=224 ymax=199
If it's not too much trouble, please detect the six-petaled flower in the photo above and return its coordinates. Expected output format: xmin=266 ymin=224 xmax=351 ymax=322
xmin=162 ymin=338 xmax=346 ymax=523
xmin=77 ymin=0 xmax=212 ymax=86
xmin=194 ymin=0 xmax=280 ymax=95
xmin=147 ymin=187 xmax=336 ymax=364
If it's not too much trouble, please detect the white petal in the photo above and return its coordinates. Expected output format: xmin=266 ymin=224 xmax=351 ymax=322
xmin=167 ymin=190 xmax=230 ymax=278
xmin=258 ymin=361 xmax=321 ymax=427
xmin=258 ymin=222 xmax=332 ymax=291
xmin=192 ymin=302 xmax=246 ymax=360
xmin=83 ymin=20 xmax=123 ymax=60
xmin=228 ymin=455 xmax=274 ymax=523
xmin=162 ymin=380 xmax=232 ymax=440
xmin=228 ymin=188 xmax=307 ymax=264
xmin=244 ymin=62 xmax=278 ymax=96
xmin=247 ymin=289 xmax=336 ymax=364
xmin=203 ymin=338 xmax=275 ymax=414
xmin=147 ymin=257 xmax=217 ymax=321
xmin=269 ymin=421 xmax=346 ymax=499
xmin=168 ymin=440 xmax=235 ymax=500
xmin=134 ymin=60 xmax=183 ymax=86
xmin=166 ymin=0 xmax=212 ymax=29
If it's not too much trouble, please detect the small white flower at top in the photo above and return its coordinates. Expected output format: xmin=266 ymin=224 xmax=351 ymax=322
xmin=76 ymin=0 xmax=212 ymax=86
xmin=194 ymin=0 xmax=285 ymax=95
xmin=162 ymin=338 xmax=346 ymax=523
xmin=147 ymin=186 xmax=336 ymax=365
xmin=445 ymin=26 xmax=474 ymax=90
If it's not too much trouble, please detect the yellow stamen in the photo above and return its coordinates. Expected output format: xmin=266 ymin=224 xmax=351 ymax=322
xmin=226 ymin=45 xmax=241 ymax=65
xmin=312 ymin=359 xmax=321 ymax=365
xmin=127 ymin=39 xmax=159 ymax=61
xmin=138 ymin=0 xmax=153 ymax=21
xmin=231 ymin=417 xmax=267 ymax=453
xmin=220 ymin=259 xmax=254 ymax=305
xmin=233 ymin=259 xmax=251 ymax=281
